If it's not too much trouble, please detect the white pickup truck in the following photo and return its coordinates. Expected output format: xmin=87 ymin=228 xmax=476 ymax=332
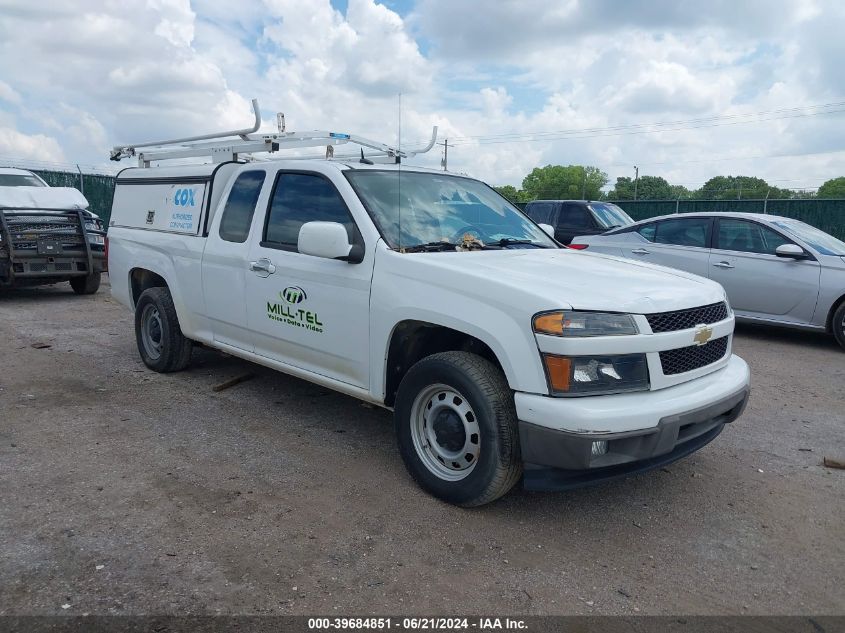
xmin=108 ymin=120 xmax=750 ymax=506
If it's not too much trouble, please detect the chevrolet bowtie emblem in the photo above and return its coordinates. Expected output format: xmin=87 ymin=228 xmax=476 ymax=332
xmin=693 ymin=325 xmax=713 ymax=346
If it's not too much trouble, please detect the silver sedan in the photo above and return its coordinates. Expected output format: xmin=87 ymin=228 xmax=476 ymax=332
xmin=573 ymin=212 xmax=845 ymax=349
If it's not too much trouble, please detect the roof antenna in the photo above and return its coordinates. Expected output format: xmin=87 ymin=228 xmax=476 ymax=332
xmin=359 ymin=148 xmax=373 ymax=165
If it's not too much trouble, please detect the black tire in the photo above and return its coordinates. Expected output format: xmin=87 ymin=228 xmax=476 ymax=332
xmin=70 ymin=272 xmax=101 ymax=295
xmin=833 ymin=302 xmax=845 ymax=350
xmin=134 ymin=287 xmax=193 ymax=372
xmin=394 ymin=351 xmax=522 ymax=507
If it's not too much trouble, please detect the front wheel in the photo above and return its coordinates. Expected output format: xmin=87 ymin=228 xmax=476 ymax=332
xmin=833 ymin=302 xmax=845 ymax=350
xmin=70 ymin=272 xmax=100 ymax=295
xmin=394 ymin=351 xmax=522 ymax=507
xmin=134 ymin=287 xmax=193 ymax=372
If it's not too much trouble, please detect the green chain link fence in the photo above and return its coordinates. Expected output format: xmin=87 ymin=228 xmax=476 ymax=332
xmin=31 ymin=169 xmax=116 ymax=226
xmin=515 ymin=198 xmax=845 ymax=241
xmin=23 ymin=170 xmax=845 ymax=242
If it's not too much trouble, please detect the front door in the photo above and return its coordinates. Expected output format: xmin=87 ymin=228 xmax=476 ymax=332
xmin=244 ymin=171 xmax=373 ymax=388
xmin=709 ymin=217 xmax=821 ymax=323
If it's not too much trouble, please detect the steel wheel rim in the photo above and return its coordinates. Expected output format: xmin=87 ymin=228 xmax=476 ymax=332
xmin=410 ymin=383 xmax=480 ymax=481
xmin=141 ymin=304 xmax=163 ymax=360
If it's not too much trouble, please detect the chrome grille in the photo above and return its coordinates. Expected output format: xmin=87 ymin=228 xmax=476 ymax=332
xmin=660 ymin=336 xmax=729 ymax=375
xmin=646 ymin=302 xmax=728 ymax=333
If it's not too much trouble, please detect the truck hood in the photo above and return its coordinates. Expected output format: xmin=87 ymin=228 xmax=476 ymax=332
xmin=0 ymin=186 xmax=89 ymax=211
xmin=410 ymin=248 xmax=725 ymax=314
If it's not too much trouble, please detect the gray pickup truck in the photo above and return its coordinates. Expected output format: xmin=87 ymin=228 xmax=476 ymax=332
xmin=0 ymin=167 xmax=106 ymax=294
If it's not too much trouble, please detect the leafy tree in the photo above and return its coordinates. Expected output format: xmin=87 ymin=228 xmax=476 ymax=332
xmin=669 ymin=184 xmax=692 ymax=199
xmin=608 ymin=175 xmax=674 ymax=200
xmin=694 ymin=175 xmax=792 ymax=200
xmin=493 ymin=185 xmax=529 ymax=203
xmin=521 ymin=165 xmax=608 ymax=201
xmin=817 ymin=177 xmax=845 ymax=198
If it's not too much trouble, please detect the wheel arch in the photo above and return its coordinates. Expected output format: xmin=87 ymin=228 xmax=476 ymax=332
xmin=383 ymin=319 xmax=511 ymax=408
xmin=826 ymin=292 xmax=845 ymax=333
xmin=129 ymin=267 xmax=168 ymax=308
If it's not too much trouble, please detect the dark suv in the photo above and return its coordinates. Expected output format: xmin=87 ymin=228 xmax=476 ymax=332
xmin=523 ymin=200 xmax=634 ymax=245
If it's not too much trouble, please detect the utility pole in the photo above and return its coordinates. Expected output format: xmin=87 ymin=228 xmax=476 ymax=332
xmin=633 ymin=165 xmax=639 ymax=200
xmin=438 ymin=138 xmax=448 ymax=171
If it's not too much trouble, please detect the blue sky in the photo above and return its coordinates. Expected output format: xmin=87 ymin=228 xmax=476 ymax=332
xmin=0 ymin=0 xmax=844 ymax=191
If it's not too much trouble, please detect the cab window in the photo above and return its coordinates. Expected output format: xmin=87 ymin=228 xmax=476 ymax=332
xmin=263 ymin=173 xmax=356 ymax=251
xmin=525 ymin=201 xmax=553 ymax=224
xmin=557 ymin=204 xmax=592 ymax=229
xmin=219 ymin=171 xmax=266 ymax=243
xmin=716 ymin=219 xmax=791 ymax=255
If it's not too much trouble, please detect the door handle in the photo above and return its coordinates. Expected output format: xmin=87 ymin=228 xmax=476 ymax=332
xmin=713 ymin=261 xmax=735 ymax=269
xmin=631 ymin=248 xmax=651 ymax=255
xmin=249 ymin=258 xmax=276 ymax=275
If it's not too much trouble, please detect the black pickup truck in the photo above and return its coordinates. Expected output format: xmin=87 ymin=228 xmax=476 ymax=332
xmin=0 ymin=168 xmax=106 ymax=294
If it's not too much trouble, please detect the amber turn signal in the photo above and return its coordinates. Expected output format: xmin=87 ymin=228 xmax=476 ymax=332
xmin=533 ymin=312 xmax=565 ymax=336
xmin=543 ymin=355 xmax=572 ymax=393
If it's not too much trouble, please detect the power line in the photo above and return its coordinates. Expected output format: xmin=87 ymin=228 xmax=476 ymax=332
xmin=453 ymin=107 xmax=845 ymax=146
xmin=403 ymin=100 xmax=845 ymax=147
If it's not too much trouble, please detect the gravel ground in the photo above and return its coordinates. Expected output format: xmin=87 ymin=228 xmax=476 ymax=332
xmin=1 ymin=278 xmax=843 ymax=616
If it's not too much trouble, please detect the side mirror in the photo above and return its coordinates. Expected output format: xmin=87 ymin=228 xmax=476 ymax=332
xmin=298 ymin=221 xmax=364 ymax=263
xmin=775 ymin=243 xmax=809 ymax=259
xmin=538 ymin=223 xmax=555 ymax=238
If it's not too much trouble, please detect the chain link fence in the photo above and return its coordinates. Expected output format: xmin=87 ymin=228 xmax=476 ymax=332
xmin=606 ymin=198 xmax=845 ymax=241
xmin=31 ymin=169 xmax=116 ymax=226
xmin=21 ymin=170 xmax=845 ymax=242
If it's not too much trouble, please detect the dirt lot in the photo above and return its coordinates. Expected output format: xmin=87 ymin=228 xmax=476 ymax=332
xmin=1 ymin=278 xmax=843 ymax=616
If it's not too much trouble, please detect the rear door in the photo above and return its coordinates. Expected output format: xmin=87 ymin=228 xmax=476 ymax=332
xmin=621 ymin=216 xmax=713 ymax=277
xmin=201 ymin=169 xmax=267 ymax=351
xmin=555 ymin=203 xmax=597 ymax=244
xmin=709 ymin=217 xmax=820 ymax=323
xmin=242 ymin=170 xmax=374 ymax=388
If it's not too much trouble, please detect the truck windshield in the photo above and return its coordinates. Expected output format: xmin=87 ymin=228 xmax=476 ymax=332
xmin=589 ymin=202 xmax=634 ymax=229
xmin=345 ymin=170 xmax=557 ymax=251
xmin=0 ymin=174 xmax=47 ymax=187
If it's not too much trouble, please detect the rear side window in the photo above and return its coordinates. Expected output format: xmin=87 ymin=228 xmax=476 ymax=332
xmin=716 ymin=219 xmax=791 ymax=255
xmin=525 ymin=202 xmax=553 ymax=224
xmin=264 ymin=173 xmax=355 ymax=251
xmin=652 ymin=217 xmax=710 ymax=248
xmin=558 ymin=204 xmax=592 ymax=229
xmin=219 ymin=171 xmax=266 ymax=243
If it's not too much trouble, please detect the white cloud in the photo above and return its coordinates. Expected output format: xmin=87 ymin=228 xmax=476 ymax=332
xmin=0 ymin=0 xmax=841 ymax=193
xmin=0 ymin=80 xmax=22 ymax=105
xmin=0 ymin=128 xmax=67 ymax=162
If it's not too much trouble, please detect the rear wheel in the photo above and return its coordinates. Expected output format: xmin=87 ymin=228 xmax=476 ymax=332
xmin=833 ymin=302 xmax=845 ymax=350
xmin=134 ymin=287 xmax=192 ymax=372
xmin=394 ymin=351 xmax=522 ymax=507
xmin=70 ymin=272 xmax=100 ymax=295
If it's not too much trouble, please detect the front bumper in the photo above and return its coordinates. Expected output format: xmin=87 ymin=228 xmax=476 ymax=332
xmin=515 ymin=355 xmax=751 ymax=491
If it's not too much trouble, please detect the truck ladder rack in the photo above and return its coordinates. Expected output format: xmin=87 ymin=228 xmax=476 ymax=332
xmin=110 ymin=99 xmax=437 ymax=167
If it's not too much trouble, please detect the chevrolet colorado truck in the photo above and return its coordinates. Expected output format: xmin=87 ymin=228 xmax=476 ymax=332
xmin=0 ymin=167 xmax=106 ymax=293
xmin=108 ymin=156 xmax=750 ymax=506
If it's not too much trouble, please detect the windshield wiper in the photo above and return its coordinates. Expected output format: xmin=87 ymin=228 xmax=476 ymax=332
xmin=485 ymin=238 xmax=549 ymax=249
xmin=400 ymin=241 xmax=462 ymax=253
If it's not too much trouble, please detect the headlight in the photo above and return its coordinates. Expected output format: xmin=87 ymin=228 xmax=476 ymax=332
xmin=533 ymin=311 xmax=639 ymax=337
xmin=85 ymin=220 xmax=105 ymax=245
xmin=543 ymin=353 xmax=650 ymax=396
